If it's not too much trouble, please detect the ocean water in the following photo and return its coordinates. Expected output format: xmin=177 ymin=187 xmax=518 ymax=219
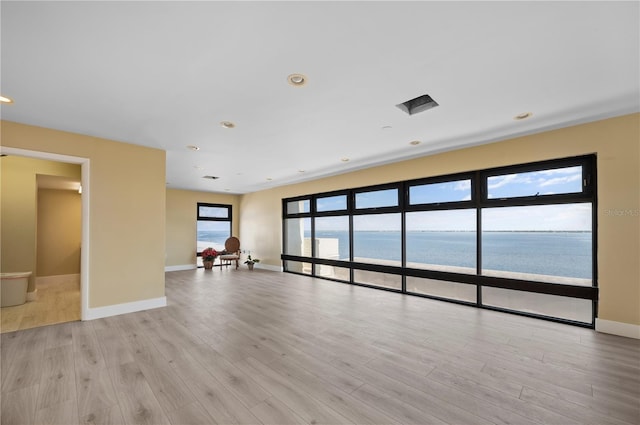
xmin=197 ymin=231 xmax=230 ymax=250
xmin=202 ymin=229 xmax=593 ymax=279
xmin=314 ymin=230 xmax=592 ymax=279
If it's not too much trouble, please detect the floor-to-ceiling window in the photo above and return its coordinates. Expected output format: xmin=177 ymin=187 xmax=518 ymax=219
xmin=282 ymin=155 xmax=597 ymax=327
xmin=196 ymin=203 xmax=232 ymax=267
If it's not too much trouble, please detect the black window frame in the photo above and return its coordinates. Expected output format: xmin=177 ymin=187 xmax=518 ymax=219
xmin=282 ymin=154 xmax=598 ymax=328
xmin=196 ymin=202 xmax=232 ymax=258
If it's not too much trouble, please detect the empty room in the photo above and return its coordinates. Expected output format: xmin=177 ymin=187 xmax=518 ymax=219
xmin=1 ymin=2 xmax=639 ymax=425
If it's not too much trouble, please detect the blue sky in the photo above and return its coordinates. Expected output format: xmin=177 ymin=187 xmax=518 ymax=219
xmin=487 ymin=166 xmax=582 ymax=198
xmin=298 ymin=165 xmax=590 ymax=231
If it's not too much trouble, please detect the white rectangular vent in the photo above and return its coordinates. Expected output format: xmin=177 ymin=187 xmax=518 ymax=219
xmin=202 ymin=176 xmax=220 ymax=180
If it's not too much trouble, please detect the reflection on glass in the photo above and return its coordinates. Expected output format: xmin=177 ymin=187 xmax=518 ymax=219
xmin=482 ymin=203 xmax=592 ymax=285
xmin=482 ymin=287 xmax=592 ymax=323
xmin=406 ymin=209 xmax=476 ymax=274
xmin=315 ymin=216 xmax=349 ymax=260
xmin=355 ymin=189 xmax=398 ymax=209
xmin=317 ymin=195 xmax=347 ymax=212
xmin=284 ymin=217 xmax=311 ymax=256
xmin=409 ymin=179 xmax=472 ymax=204
xmin=285 ymin=260 xmax=312 ymax=275
xmin=353 ymin=270 xmax=401 ymax=290
xmin=406 ymin=277 xmax=476 ymax=303
xmin=316 ymin=265 xmax=350 ymax=281
xmin=487 ymin=166 xmax=582 ymax=199
xmin=287 ymin=199 xmax=310 ymax=214
xmin=353 ymin=213 xmax=401 ymax=266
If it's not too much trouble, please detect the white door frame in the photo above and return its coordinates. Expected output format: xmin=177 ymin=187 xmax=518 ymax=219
xmin=1 ymin=146 xmax=90 ymax=320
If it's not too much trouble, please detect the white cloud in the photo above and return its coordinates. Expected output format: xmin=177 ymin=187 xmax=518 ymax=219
xmin=538 ymin=173 xmax=581 ymax=187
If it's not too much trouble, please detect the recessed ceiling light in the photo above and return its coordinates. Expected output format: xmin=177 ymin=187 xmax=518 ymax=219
xmin=0 ymin=96 xmax=14 ymax=104
xmin=287 ymin=73 xmax=307 ymax=87
xmin=341 ymin=157 xmax=350 ymax=162
xmin=194 ymin=165 xmax=204 ymax=170
xmin=409 ymin=140 xmax=421 ymax=146
xmin=187 ymin=145 xmax=200 ymax=151
xmin=220 ymin=121 xmax=235 ymax=129
xmin=381 ymin=126 xmax=393 ymax=130
xmin=514 ymin=112 xmax=533 ymax=120
xmin=266 ymin=177 xmax=273 ymax=181
xmin=298 ymin=169 xmax=305 ymax=173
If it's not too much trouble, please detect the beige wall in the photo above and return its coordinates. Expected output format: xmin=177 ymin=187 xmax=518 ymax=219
xmin=240 ymin=113 xmax=640 ymax=326
xmin=1 ymin=156 xmax=81 ymax=292
xmin=1 ymin=121 xmax=166 ymax=308
xmin=37 ymin=188 xmax=81 ymax=277
xmin=166 ymin=189 xmax=240 ymax=267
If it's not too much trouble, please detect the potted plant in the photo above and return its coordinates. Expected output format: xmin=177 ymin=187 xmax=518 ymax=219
xmin=201 ymin=247 xmax=218 ymax=270
xmin=244 ymin=254 xmax=260 ymax=270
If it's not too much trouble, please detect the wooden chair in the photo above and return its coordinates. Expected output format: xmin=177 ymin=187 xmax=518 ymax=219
xmin=219 ymin=237 xmax=240 ymax=269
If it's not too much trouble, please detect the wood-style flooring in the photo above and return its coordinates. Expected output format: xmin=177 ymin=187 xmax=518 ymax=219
xmin=1 ymin=268 xmax=639 ymax=425
xmin=1 ymin=277 xmax=80 ymax=333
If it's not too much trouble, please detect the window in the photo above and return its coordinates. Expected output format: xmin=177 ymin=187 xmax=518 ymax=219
xmin=406 ymin=209 xmax=476 ymax=274
xmin=355 ymin=188 xmax=398 ymax=209
xmin=481 ymin=204 xmax=592 ymax=285
xmin=282 ymin=155 xmax=597 ymax=327
xmin=197 ymin=203 xmax=231 ymax=264
xmin=286 ymin=199 xmax=310 ymax=214
xmin=316 ymin=194 xmax=347 ymax=212
xmin=409 ymin=179 xmax=472 ymax=205
xmin=486 ymin=165 xmax=583 ymax=199
xmin=353 ymin=213 xmax=401 ymax=266
xmin=315 ymin=216 xmax=349 ymax=260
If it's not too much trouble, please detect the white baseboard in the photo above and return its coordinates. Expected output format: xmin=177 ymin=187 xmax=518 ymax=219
xmin=255 ymin=263 xmax=283 ymax=272
xmin=165 ymin=264 xmax=197 ymax=272
xmin=83 ymin=296 xmax=167 ymax=321
xmin=596 ymin=319 xmax=640 ymax=339
xmin=36 ymin=273 xmax=80 ymax=285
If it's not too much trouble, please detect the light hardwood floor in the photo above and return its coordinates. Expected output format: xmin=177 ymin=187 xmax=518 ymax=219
xmin=1 ymin=277 xmax=80 ymax=333
xmin=1 ymin=268 xmax=639 ymax=425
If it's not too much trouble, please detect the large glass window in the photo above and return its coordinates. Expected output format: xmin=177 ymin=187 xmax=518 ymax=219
xmin=284 ymin=217 xmax=311 ymax=256
xmin=314 ymin=216 xmax=349 ymax=260
xmin=353 ymin=213 xmax=401 ymax=266
xmin=282 ymin=155 xmax=596 ymax=327
xmin=197 ymin=203 xmax=232 ymax=266
xmin=197 ymin=203 xmax=231 ymax=253
xmin=406 ymin=209 xmax=476 ymax=274
xmin=481 ymin=203 xmax=592 ymax=285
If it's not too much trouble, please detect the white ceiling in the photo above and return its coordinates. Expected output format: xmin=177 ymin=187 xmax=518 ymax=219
xmin=2 ymin=1 xmax=638 ymax=194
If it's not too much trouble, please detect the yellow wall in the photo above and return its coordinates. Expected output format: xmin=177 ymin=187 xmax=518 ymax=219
xmin=240 ymin=113 xmax=640 ymax=326
xmin=1 ymin=121 xmax=166 ymax=308
xmin=37 ymin=189 xmax=81 ymax=277
xmin=165 ymin=189 xmax=240 ymax=267
xmin=1 ymin=156 xmax=81 ymax=292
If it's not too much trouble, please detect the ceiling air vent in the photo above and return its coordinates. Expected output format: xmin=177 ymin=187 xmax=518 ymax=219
xmin=202 ymin=175 xmax=220 ymax=180
xmin=396 ymin=93 xmax=439 ymax=115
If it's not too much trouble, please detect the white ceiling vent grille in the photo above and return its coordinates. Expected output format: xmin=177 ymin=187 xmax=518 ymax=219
xmin=202 ymin=176 xmax=220 ymax=180
xmin=396 ymin=94 xmax=439 ymax=115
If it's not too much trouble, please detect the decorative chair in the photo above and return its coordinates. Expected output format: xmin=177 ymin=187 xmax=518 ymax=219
xmin=219 ymin=237 xmax=241 ymax=269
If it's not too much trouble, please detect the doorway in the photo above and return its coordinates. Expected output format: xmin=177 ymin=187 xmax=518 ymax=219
xmin=0 ymin=148 xmax=89 ymax=332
